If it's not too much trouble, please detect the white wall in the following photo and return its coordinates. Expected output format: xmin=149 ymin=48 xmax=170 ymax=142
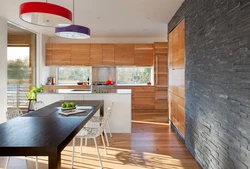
xmin=49 ymin=37 xmax=167 ymax=43
xmin=37 ymin=34 xmax=50 ymax=86
xmin=0 ymin=17 xmax=7 ymax=123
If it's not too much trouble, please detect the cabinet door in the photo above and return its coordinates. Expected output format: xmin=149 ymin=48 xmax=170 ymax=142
xmin=133 ymin=87 xmax=155 ymax=109
xmin=46 ymin=44 xmax=53 ymax=66
xmin=168 ymin=92 xmax=185 ymax=137
xmin=52 ymin=44 xmax=71 ymax=65
xmin=71 ymin=44 xmax=90 ymax=65
xmin=102 ymin=44 xmax=115 ymax=65
xmin=154 ymin=42 xmax=168 ymax=87
xmin=155 ymin=87 xmax=168 ymax=110
xmin=90 ymin=44 xmax=103 ymax=66
xmin=134 ymin=44 xmax=153 ymax=66
xmin=172 ymin=20 xmax=185 ymax=69
xmin=115 ymin=44 xmax=134 ymax=65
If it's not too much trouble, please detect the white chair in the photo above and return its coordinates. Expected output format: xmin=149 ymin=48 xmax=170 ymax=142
xmin=5 ymin=108 xmax=38 ymax=169
xmin=72 ymin=107 xmax=112 ymax=169
xmin=88 ymin=101 xmax=114 ymax=146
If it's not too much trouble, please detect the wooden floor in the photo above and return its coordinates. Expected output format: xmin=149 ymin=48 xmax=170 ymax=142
xmin=0 ymin=111 xmax=201 ymax=169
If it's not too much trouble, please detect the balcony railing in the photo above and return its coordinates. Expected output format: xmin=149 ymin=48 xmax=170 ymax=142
xmin=7 ymin=82 xmax=31 ymax=108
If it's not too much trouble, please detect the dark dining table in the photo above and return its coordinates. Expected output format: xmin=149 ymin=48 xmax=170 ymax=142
xmin=0 ymin=100 xmax=104 ymax=169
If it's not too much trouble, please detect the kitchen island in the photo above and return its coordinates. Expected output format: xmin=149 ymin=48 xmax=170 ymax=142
xmin=37 ymin=89 xmax=132 ymax=133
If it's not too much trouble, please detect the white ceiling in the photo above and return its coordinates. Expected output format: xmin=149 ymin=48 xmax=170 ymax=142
xmin=0 ymin=0 xmax=183 ymax=38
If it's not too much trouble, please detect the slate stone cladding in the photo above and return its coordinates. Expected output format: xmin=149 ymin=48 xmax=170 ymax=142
xmin=168 ymin=0 xmax=250 ymax=169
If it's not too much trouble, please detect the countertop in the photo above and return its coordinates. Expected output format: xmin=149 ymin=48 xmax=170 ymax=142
xmin=40 ymin=89 xmax=132 ymax=94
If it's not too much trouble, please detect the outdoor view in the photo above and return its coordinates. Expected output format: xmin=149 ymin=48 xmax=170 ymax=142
xmin=58 ymin=67 xmax=91 ymax=84
xmin=116 ymin=67 xmax=153 ymax=84
xmin=7 ymin=47 xmax=30 ymax=108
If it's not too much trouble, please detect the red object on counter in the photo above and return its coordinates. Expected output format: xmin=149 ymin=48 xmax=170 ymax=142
xmin=52 ymin=78 xmax=55 ymax=85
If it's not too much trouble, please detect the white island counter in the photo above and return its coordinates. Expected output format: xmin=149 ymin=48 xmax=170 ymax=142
xmin=37 ymin=89 xmax=132 ymax=133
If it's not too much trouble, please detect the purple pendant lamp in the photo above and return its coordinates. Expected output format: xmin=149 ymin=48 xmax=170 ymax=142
xmin=55 ymin=0 xmax=90 ymax=39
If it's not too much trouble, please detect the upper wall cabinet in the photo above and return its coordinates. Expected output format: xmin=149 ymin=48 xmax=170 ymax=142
xmin=90 ymin=44 xmax=103 ymax=66
xmin=71 ymin=44 xmax=90 ymax=65
xmin=102 ymin=44 xmax=115 ymax=66
xmin=50 ymin=44 xmax=71 ymax=65
xmin=169 ymin=20 xmax=185 ymax=69
xmin=134 ymin=44 xmax=153 ymax=66
xmin=115 ymin=44 xmax=134 ymax=65
xmin=46 ymin=43 xmax=154 ymax=66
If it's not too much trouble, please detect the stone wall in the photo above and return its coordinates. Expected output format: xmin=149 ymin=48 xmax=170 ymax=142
xmin=168 ymin=0 xmax=250 ymax=168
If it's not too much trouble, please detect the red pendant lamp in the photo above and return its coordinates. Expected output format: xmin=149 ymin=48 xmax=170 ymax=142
xmin=19 ymin=1 xmax=72 ymax=27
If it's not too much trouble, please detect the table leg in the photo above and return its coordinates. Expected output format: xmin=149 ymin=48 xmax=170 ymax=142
xmin=49 ymin=153 xmax=61 ymax=169
xmin=100 ymin=103 xmax=104 ymax=116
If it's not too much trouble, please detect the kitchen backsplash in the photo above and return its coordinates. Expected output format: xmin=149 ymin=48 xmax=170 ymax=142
xmin=92 ymin=67 xmax=116 ymax=82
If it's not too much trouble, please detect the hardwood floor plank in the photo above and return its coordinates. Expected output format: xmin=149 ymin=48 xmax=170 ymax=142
xmin=0 ymin=111 xmax=200 ymax=169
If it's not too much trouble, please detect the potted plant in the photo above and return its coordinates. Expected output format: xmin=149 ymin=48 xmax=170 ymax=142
xmin=26 ymin=85 xmax=44 ymax=111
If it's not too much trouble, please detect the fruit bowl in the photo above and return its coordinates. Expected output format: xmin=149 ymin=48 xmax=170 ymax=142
xmin=61 ymin=102 xmax=76 ymax=109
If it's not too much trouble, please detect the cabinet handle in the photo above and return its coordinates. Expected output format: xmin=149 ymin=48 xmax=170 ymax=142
xmin=157 ymin=98 xmax=168 ymax=100
xmin=156 ymin=56 xmax=158 ymax=84
xmin=156 ymin=88 xmax=168 ymax=91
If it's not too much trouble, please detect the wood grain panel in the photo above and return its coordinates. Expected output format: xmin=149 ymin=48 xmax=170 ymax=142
xmin=171 ymin=20 xmax=185 ymax=69
xmin=168 ymin=19 xmax=185 ymax=137
xmin=52 ymin=44 xmax=71 ymax=65
xmin=115 ymin=44 xmax=134 ymax=65
xmin=102 ymin=44 xmax=115 ymax=65
xmin=71 ymin=44 xmax=90 ymax=65
xmin=134 ymin=44 xmax=153 ymax=66
xmin=90 ymin=44 xmax=103 ymax=66
xmin=134 ymin=97 xmax=155 ymax=109
xmin=46 ymin=44 xmax=53 ymax=66
xmin=169 ymin=92 xmax=185 ymax=137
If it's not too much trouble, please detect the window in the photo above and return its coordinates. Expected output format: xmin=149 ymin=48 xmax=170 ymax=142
xmin=7 ymin=47 xmax=31 ymax=108
xmin=57 ymin=66 xmax=91 ymax=85
xmin=116 ymin=67 xmax=153 ymax=85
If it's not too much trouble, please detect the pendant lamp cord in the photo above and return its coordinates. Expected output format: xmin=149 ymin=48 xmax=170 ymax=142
xmin=73 ymin=0 xmax=75 ymax=24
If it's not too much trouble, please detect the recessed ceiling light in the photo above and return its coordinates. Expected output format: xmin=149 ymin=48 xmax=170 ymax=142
xmin=147 ymin=17 xmax=151 ymax=20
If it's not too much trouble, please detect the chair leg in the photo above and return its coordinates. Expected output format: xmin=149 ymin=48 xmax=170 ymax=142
xmin=5 ymin=157 xmax=10 ymax=169
xmin=71 ymin=138 xmax=76 ymax=168
xmin=101 ymin=133 xmax=107 ymax=155
xmin=104 ymin=129 xmax=110 ymax=147
xmin=106 ymin=121 xmax=112 ymax=138
xmin=93 ymin=138 xmax=103 ymax=169
xmin=80 ymin=138 xmax=83 ymax=154
xmin=35 ymin=156 xmax=38 ymax=169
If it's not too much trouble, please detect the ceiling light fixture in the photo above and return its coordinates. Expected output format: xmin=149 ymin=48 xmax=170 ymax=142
xmin=19 ymin=1 xmax=72 ymax=27
xmin=55 ymin=0 xmax=90 ymax=39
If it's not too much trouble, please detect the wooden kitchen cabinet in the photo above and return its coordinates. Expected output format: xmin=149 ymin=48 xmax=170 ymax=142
xmin=51 ymin=44 xmax=71 ymax=65
xmin=155 ymin=87 xmax=168 ymax=109
xmin=131 ymin=87 xmax=155 ymax=110
xmin=90 ymin=44 xmax=103 ymax=66
xmin=154 ymin=42 xmax=168 ymax=88
xmin=169 ymin=20 xmax=185 ymax=69
xmin=168 ymin=19 xmax=185 ymax=137
xmin=102 ymin=44 xmax=115 ymax=65
xmin=70 ymin=44 xmax=90 ymax=66
xmin=115 ymin=44 xmax=134 ymax=65
xmin=134 ymin=44 xmax=153 ymax=66
xmin=46 ymin=44 xmax=53 ymax=66
xmin=71 ymin=44 xmax=90 ymax=65
xmin=169 ymin=92 xmax=185 ymax=136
